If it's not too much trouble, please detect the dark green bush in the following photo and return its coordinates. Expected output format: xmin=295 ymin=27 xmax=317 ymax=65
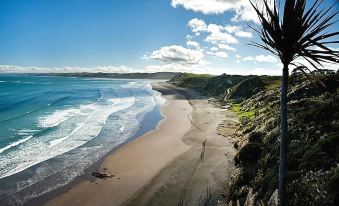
xmin=248 ymin=131 xmax=264 ymax=143
xmin=236 ymin=143 xmax=262 ymax=166
xmin=229 ymin=73 xmax=339 ymax=205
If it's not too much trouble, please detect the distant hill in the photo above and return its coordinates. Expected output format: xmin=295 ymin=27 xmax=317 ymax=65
xmin=35 ymin=72 xmax=179 ymax=80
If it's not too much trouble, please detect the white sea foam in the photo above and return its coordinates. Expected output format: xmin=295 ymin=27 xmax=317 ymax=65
xmin=38 ymin=108 xmax=81 ymax=128
xmin=0 ymin=81 xmax=164 ymax=192
xmin=0 ymin=135 xmax=33 ymax=154
xmin=16 ymin=129 xmax=39 ymax=136
xmin=0 ymin=87 xmax=137 ymax=178
xmin=48 ymin=136 xmax=68 ymax=147
xmin=48 ymin=122 xmax=85 ymax=147
xmin=153 ymin=90 xmax=166 ymax=106
xmin=119 ymin=121 xmax=127 ymax=133
xmin=0 ymin=81 xmax=168 ymax=206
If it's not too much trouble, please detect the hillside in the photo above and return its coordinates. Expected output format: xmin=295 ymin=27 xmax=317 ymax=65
xmin=168 ymin=73 xmax=214 ymax=92
xmin=169 ymin=73 xmax=249 ymax=99
xmin=226 ymin=72 xmax=339 ymax=206
xmin=169 ymin=71 xmax=339 ymax=205
xmin=226 ymin=75 xmax=281 ymax=102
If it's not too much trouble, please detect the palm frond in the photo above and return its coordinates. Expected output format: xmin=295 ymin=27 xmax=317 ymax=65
xmin=250 ymin=0 xmax=339 ymax=70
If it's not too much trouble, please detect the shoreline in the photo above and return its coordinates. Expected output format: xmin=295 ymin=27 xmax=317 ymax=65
xmin=38 ymin=82 xmax=193 ymax=206
xmin=29 ymin=82 xmax=237 ymax=206
xmin=126 ymin=84 xmax=238 ymax=205
xmin=24 ymin=104 xmax=165 ymax=206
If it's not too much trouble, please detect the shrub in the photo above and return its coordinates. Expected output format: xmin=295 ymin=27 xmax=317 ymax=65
xmin=236 ymin=143 xmax=262 ymax=166
xmin=248 ymin=131 xmax=264 ymax=143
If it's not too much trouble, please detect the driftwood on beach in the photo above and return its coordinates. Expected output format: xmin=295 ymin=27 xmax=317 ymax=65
xmin=91 ymin=172 xmax=114 ymax=179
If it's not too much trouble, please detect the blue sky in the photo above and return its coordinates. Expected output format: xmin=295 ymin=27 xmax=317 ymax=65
xmin=0 ymin=0 xmax=338 ymax=75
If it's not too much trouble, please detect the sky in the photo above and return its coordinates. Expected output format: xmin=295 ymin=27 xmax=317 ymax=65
xmin=0 ymin=0 xmax=338 ymax=75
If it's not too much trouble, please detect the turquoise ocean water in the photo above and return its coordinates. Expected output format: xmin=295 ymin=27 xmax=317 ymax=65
xmin=0 ymin=75 xmax=165 ymax=205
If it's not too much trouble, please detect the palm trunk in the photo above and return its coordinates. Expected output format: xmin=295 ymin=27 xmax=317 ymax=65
xmin=279 ymin=65 xmax=289 ymax=206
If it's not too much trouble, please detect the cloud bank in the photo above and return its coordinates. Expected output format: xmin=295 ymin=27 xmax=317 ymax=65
xmin=0 ymin=65 xmax=139 ymax=73
xmin=171 ymin=0 xmax=262 ymax=23
xmin=243 ymin=55 xmax=278 ymax=63
xmin=188 ymin=18 xmax=252 ymax=45
xmin=147 ymin=45 xmax=205 ymax=65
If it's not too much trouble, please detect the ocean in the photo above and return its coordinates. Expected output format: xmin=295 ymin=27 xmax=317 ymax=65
xmin=0 ymin=74 xmax=165 ymax=205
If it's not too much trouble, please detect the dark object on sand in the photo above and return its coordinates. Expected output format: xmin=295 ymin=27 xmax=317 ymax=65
xmin=91 ymin=172 xmax=114 ymax=179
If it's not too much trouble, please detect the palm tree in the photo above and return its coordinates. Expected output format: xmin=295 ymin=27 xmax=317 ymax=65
xmin=249 ymin=0 xmax=339 ymax=205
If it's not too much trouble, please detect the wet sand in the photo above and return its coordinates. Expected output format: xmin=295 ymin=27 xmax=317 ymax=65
xmin=42 ymin=82 xmax=237 ymax=206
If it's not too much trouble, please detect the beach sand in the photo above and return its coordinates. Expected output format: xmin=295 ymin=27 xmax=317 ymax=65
xmin=41 ymin=82 xmax=238 ymax=206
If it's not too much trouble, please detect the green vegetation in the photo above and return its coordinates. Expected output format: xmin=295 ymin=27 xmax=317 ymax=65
xmin=262 ymin=77 xmax=281 ymax=91
xmin=250 ymin=0 xmax=339 ymax=205
xmin=226 ymin=76 xmax=281 ymax=102
xmin=231 ymin=104 xmax=255 ymax=123
xmin=170 ymin=73 xmax=274 ymax=100
xmin=231 ymin=104 xmax=241 ymax=112
xmin=204 ymin=74 xmax=249 ymax=98
xmin=169 ymin=73 xmax=213 ymax=92
xmin=169 ymin=71 xmax=339 ymax=205
xmin=239 ymin=111 xmax=255 ymax=122
xmin=229 ymin=73 xmax=339 ymax=206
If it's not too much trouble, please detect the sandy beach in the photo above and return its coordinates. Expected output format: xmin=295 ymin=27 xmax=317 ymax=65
xmin=40 ymin=82 xmax=238 ymax=206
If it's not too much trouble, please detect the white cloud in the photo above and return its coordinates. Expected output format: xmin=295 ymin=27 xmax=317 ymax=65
xmin=187 ymin=19 xmax=252 ymax=47
xmin=244 ymin=67 xmax=281 ymax=76
xmin=213 ymin=65 xmax=282 ymax=76
xmin=205 ymin=24 xmax=238 ymax=44
xmin=145 ymin=64 xmax=190 ymax=73
xmin=0 ymin=65 xmax=139 ymax=73
xmin=224 ymin=25 xmax=252 ymax=38
xmin=171 ymin=0 xmax=262 ymax=23
xmin=218 ymin=44 xmax=236 ymax=51
xmin=147 ymin=45 xmax=205 ymax=65
xmin=188 ymin=18 xmax=208 ymax=33
xmin=243 ymin=55 xmax=278 ymax=63
xmin=231 ymin=1 xmax=259 ymax=23
xmin=172 ymin=0 xmax=238 ymax=15
xmin=292 ymin=57 xmax=339 ymax=72
xmin=329 ymin=47 xmax=339 ymax=51
xmin=207 ymin=51 xmax=228 ymax=58
xmin=186 ymin=40 xmax=200 ymax=49
xmin=235 ymin=54 xmax=242 ymax=63
xmin=210 ymin=47 xmax=219 ymax=52
xmin=186 ymin=34 xmax=193 ymax=40
xmin=179 ymin=65 xmax=282 ymax=76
